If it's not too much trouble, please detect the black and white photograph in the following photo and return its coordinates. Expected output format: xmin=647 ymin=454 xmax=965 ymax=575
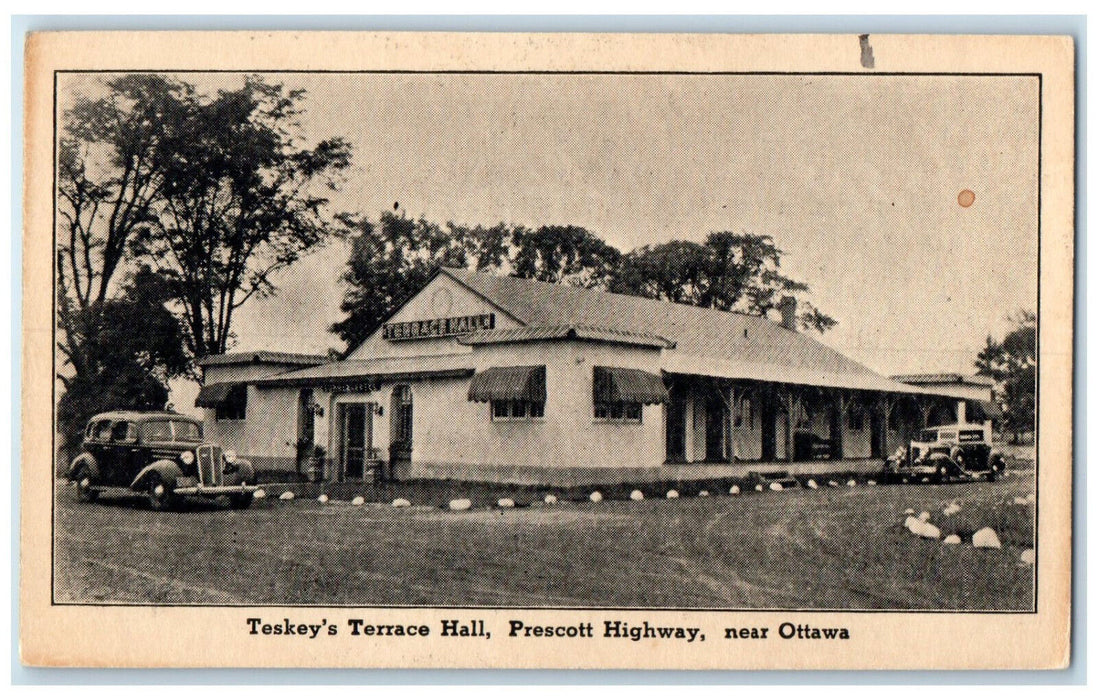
xmin=21 ymin=31 xmax=1074 ymax=669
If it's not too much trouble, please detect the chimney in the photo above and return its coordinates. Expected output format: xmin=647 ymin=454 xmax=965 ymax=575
xmin=778 ymin=296 xmax=798 ymax=331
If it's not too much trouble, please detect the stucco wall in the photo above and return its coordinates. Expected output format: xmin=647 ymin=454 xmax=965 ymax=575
xmin=345 ymin=274 xmax=521 ymax=361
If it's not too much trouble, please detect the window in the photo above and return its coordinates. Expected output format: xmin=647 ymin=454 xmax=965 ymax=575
xmin=216 ymin=384 xmax=248 ymax=421
xmin=173 ymin=420 xmax=202 ymax=441
xmin=92 ymin=420 xmax=113 ymax=441
xmin=141 ymin=421 xmax=173 ymax=442
xmin=848 ymin=407 xmax=864 ymax=431
xmin=594 ymin=401 xmax=642 ymax=423
xmin=491 ymin=399 xmax=545 ymax=421
xmin=110 ymin=421 xmax=137 ymax=443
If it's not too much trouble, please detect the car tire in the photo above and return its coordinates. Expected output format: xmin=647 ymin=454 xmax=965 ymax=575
xmin=228 ymin=493 xmax=253 ymax=510
xmin=145 ymin=473 xmax=177 ymax=512
xmin=936 ymin=465 xmax=950 ymax=483
xmin=74 ymin=467 xmax=98 ymax=503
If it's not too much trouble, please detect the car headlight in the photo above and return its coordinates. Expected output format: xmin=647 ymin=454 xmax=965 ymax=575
xmin=179 ymin=451 xmax=195 ymax=465
xmin=223 ymin=450 xmax=237 ymax=464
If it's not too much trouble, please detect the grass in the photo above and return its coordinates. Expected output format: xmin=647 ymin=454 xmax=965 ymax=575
xmin=54 ymin=466 xmax=1036 ymax=610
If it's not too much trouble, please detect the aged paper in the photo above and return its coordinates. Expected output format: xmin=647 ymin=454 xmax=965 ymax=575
xmin=21 ymin=32 xmax=1073 ymax=669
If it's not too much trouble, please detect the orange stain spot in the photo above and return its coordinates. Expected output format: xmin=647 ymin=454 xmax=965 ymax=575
xmin=958 ymin=189 xmax=976 ymax=208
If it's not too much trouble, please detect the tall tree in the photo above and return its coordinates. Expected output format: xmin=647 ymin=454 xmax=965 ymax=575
xmin=510 ymin=224 xmax=622 ymax=288
xmin=975 ymin=311 xmax=1037 ymax=442
xmin=56 ymin=75 xmax=191 ymax=379
xmin=134 ymin=77 xmax=353 ymax=359
xmin=610 ymin=231 xmax=837 ymax=333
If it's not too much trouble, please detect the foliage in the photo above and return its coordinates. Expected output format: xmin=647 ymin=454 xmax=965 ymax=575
xmin=56 ymin=267 xmax=189 ymax=452
xmin=510 ymin=224 xmax=621 ymax=288
xmin=132 ymin=77 xmax=352 ymax=359
xmin=975 ymin=310 xmax=1037 ymax=442
xmin=609 ymin=232 xmax=837 ymax=333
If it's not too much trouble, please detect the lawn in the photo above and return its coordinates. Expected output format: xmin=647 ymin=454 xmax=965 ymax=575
xmin=53 ymin=470 xmax=1036 ymax=610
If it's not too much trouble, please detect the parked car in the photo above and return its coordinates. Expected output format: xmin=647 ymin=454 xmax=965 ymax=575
xmin=882 ymin=423 xmax=1007 ymax=483
xmin=64 ymin=411 xmax=257 ymax=510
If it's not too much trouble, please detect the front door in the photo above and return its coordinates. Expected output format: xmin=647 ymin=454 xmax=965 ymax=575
xmin=389 ymin=385 xmax=413 ymax=481
xmin=340 ymin=403 xmax=372 ymax=481
xmin=705 ymin=393 xmax=726 ymax=462
xmin=665 ymin=393 xmax=686 ymax=463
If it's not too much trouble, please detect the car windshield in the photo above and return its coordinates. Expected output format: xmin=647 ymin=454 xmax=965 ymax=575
xmin=173 ymin=420 xmax=202 ymax=440
xmin=141 ymin=421 xmax=173 ymax=442
xmin=920 ymin=430 xmax=938 ymax=442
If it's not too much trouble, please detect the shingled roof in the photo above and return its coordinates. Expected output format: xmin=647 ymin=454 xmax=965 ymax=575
xmin=439 ymin=267 xmax=934 ymax=395
xmin=197 ymin=351 xmax=329 ymax=368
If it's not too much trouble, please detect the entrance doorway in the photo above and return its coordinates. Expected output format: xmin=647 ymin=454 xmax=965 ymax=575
xmin=665 ymin=393 xmax=687 ymax=463
xmin=705 ymin=393 xmax=726 ymax=461
xmin=389 ymin=385 xmax=413 ymax=481
xmin=339 ymin=403 xmax=373 ymax=481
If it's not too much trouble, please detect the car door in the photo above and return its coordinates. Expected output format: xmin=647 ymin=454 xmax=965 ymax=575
xmin=108 ymin=421 xmax=142 ymax=484
xmin=87 ymin=419 xmax=116 ymax=484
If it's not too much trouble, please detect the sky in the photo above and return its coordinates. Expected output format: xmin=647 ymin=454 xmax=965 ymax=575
xmin=59 ymin=72 xmax=1040 ymax=415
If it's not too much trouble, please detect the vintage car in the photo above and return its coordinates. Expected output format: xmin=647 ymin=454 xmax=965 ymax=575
xmin=65 ymin=411 xmax=257 ymax=510
xmin=882 ymin=423 xmax=1007 ymax=483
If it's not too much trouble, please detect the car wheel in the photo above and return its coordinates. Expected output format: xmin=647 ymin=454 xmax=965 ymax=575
xmin=145 ymin=473 xmax=177 ymax=512
xmin=937 ymin=465 xmax=950 ymax=483
xmin=74 ymin=468 xmax=98 ymax=503
xmin=228 ymin=493 xmax=253 ymax=510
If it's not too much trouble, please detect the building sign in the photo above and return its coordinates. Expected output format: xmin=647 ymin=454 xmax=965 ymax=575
xmin=383 ymin=312 xmax=495 ymax=341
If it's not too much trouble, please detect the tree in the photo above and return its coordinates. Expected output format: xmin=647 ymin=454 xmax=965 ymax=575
xmin=57 ymin=75 xmax=190 ymax=379
xmin=134 ymin=77 xmax=353 ymax=359
xmin=975 ymin=311 xmax=1036 ymax=443
xmin=511 ymin=224 xmax=622 ymax=288
xmin=56 ymin=267 xmax=190 ymax=456
xmin=610 ymin=231 xmax=837 ymax=333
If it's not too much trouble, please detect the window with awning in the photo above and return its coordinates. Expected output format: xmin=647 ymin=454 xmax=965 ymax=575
xmin=592 ymin=366 xmax=669 ymax=405
xmin=468 ymin=366 xmax=547 ymax=403
xmin=195 ymin=382 xmax=247 ymax=420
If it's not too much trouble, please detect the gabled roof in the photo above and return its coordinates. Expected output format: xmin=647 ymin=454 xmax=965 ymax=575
xmin=254 ymin=355 xmax=475 ymax=387
xmin=197 ymin=351 xmax=329 ymax=368
xmin=439 ymin=267 xmax=931 ymax=395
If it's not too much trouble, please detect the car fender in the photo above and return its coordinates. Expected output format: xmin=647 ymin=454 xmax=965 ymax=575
xmin=66 ymin=453 xmax=99 ymax=481
xmin=130 ymin=460 xmax=183 ymax=491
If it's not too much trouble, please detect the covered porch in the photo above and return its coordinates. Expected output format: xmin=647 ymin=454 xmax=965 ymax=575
xmin=662 ymin=372 xmax=969 ymax=466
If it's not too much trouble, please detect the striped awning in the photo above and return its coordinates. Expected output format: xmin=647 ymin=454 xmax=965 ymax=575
xmin=467 ymin=366 xmax=546 ymax=403
xmin=195 ymin=382 xmax=237 ymax=408
xmin=971 ymin=399 xmax=1004 ymax=420
xmin=593 ymin=366 xmax=669 ymax=405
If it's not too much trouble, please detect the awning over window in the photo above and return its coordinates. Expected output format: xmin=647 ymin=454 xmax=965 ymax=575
xmin=593 ymin=366 xmax=669 ymax=405
xmin=195 ymin=382 xmax=237 ymax=408
xmin=468 ymin=366 xmax=546 ymax=403
xmin=970 ymin=399 xmax=1004 ymax=420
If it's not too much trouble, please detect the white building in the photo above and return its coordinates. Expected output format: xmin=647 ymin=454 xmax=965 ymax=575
xmin=195 ymin=268 xmax=986 ymax=485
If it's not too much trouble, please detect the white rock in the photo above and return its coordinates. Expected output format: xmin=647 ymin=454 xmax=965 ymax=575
xmin=918 ymin=511 xmax=931 ymax=522
xmin=847 ymin=479 xmax=857 ymax=487
xmin=972 ymin=527 xmax=1002 ymax=549
xmin=918 ymin=522 xmax=942 ymax=539
xmin=449 ymin=498 xmax=472 ymax=511
xmin=253 ymin=489 xmax=266 ymax=500
xmin=1013 ymin=497 xmax=1029 ymax=506
xmin=828 ymin=480 xmax=840 ymax=488
xmin=666 ymin=489 xmax=679 ymax=499
xmin=279 ymin=491 xmax=295 ymax=501
xmin=1019 ymin=549 xmax=1036 ymax=565
xmin=589 ymin=491 xmax=603 ymax=503
xmin=867 ymin=479 xmax=877 ymax=486
xmin=351 ymin=496 xmax=365 ymax=506
xmin=921 ymin=477 xmax=930 ymax=483
xmin=729 ymin=485 xmax=740 ymax=495
xmin=943 ymin=503 xmax=962 ymax=516
xmin=392 ymin=498 xmax=411 ymax=508
xmin=807 ymin=479 xmax=818 ymax=489
xmin=904 ymin=516 xmax=921 ymax=531
xmin=754 ymin=484 xmax=764 ymax=492
xmin=901 ymin=477 xmax=909 ymax=484
xmin=698 ymin=490 xmax=710 ymax=497
xmin=544 ymin=494 xmax=558 ymax=504
xmin=904 ymin=508 xmax=915 ymax=515
xmin=317 ymin=494 xmax=329 ymax=504
xmin=943 ymin=534 xmax=962 ymax=545
xmin=769 ymin=482 xmax=783 ymax=491
xmin=497 ymin=498 xmax=515 ymax=508
xmin=630 ymin=489 xmax=644 ymax=501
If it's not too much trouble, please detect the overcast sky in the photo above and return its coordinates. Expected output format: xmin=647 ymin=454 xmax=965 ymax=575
xmin=60 ymin=72 xmax=1040 ymax=415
